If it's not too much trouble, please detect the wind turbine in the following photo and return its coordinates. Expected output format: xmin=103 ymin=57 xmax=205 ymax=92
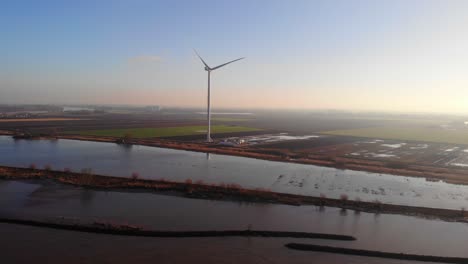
xmin=194 ymin=50 xmax=244 ymax=142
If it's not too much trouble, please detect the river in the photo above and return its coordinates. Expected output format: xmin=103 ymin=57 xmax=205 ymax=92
xmin=1 ymin=179 xmax=468 ymax=258
xmin=1 ymin=136 xmax=468 ymax=209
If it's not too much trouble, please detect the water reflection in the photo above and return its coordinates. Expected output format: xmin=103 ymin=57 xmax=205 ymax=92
xmin=25 ymin=183 xmax=82 ymax=207
xmin=118 ymin=143 xmax=133 ymax=154
xmin=80 ymin=189 xmax=95 ymax=206
xmin=339 ymin=208 xmax=348 ymax=216
xmin=351 ymin=211 xmax=360 ymax=234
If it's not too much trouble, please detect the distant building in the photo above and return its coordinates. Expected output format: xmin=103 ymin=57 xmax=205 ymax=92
xmin=62 ymin=106 xmax=94 ymax=113
xmin=145 ymin=106 xmax=161 ymax=112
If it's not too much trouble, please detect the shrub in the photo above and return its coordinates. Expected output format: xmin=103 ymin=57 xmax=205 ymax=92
xmin=81 ymin=168 xmax=93 ymax=175
xmin=373 ymin=199 xmax=382 ymax=209
xmin=131 ymin=172 xmax=139 ymax=180
xmin=340 ymin=194 xmax=349 ymax=201
xmin=185 ymin=179 xmax=193 ymax=185
xmin=318 ymin=193 xmax=327 ymax=207
xmin=79 ymin=169 xmax=95 ymax=185
xmin=123 ymin=133 xmax=133 ymax=140
xmin=227 ymin=183 xmax=242 ymax=190
xmin=340 ymin=208 xmax=347 ymax=216
xmin=195 ymin=180 xmax=205 ymax=185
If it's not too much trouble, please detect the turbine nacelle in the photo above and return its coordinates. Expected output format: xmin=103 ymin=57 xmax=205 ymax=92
xmin=194 ymin=49 xmax=244 ymax=72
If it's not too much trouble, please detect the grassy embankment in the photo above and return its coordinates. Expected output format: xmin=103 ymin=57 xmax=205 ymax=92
xmin=68 ymin=125 xmax=261 ymax=138
xmin=0 ymin=217 xmax=355 ymax=240
xmin=285 ymin=243 xmax=468 ymax=263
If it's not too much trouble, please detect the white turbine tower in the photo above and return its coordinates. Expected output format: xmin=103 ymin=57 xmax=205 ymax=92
xmin=194 ymin=50 xmax=244 ymax=142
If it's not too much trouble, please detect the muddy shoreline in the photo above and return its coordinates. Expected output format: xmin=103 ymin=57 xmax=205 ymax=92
xmin=285 ymin=243 xmax=468 ymax=263
xmin=1 ymin=165 xmax=468 ymax=222
xmin=0 ymin=217 xmax=355 ymax=240
xmin=12 ymin=133 xmax=468 ymax=186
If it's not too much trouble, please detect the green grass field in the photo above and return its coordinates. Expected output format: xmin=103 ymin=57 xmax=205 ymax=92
xmin=71 ymin=125 xmax=261 ymax=138
xmin=323 ymin=127 xmax=468 ymax=145
xmin=196 ymin=117 xmax=253 ymax=122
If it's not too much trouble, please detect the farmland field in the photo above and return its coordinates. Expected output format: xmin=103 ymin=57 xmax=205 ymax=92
xmin=322 ymin=127 xmax=468 ymax=145
xmin=69 ymin=125 xmax=261 ymax=138
xmin=206 ymin=117 xmax=253 ymax=122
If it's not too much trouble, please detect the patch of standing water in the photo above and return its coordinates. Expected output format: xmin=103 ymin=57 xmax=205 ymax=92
xmin=359 ymin=139 xmax=384 ymax=144
xmin=366 ymin=153 xmax=397 ymax=158
xmin=410 ymin=144 xmax=429 ymax=150
xmin=381 ymin=143 xmax=406 ymax=148
xmin=225 ymin=133 xmax=320 ymax=145
xmin=445 ymin=147 xmax=459 ymax=152
xmin=451 ymin=163 xmax=468 ymax=168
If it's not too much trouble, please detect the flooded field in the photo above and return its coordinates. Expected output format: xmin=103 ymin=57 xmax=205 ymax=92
xmin=248 ymin=133 xmax=468 ymax=170
xmin=1 ymin=179 xmax=468 ymax=258
xmin=3 ymin=136 xmax=468 ymax=209
xmin=343 ymin=139 xmax=468 ymax=168
xmin=222 ymin=133 xmax=320 ymax=145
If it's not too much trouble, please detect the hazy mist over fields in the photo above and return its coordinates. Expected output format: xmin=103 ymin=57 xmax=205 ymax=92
xmin=3 ymin=0 xmax=468 ymax=113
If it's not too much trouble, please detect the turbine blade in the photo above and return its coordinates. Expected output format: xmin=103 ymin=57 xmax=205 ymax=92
xmin=211 ymin=57 xmax=245 ymax=71
xmin=193 ymin=49 xmax=211 ymax=69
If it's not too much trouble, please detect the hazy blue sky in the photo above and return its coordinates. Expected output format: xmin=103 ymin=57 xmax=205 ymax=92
xmin=2 ymin=0 xmax=468 ymax=113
